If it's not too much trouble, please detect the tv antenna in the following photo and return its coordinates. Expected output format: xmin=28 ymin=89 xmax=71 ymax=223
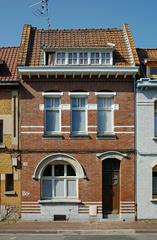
xmin=29 ymin=0 xmax=51 ymax=29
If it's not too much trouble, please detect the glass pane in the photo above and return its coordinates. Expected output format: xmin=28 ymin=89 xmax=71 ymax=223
xmin=45 ymin=98 xmax=59 ymax=108
xmin=150 ymin=67 xmax=157 ymax=75
xmin=43 ymin=165 xmax=52 ymax=176
xmin=46 ymin=110 xmax=59 ymax=132
xmin=97 ymin=110 xmax=112 ymax=133
xmin=54 ymin=180 xmax=64 ymax=197
xmin=98 ymin=98 xmax=112 ymax=108
xmin=153 ymin=172 xmax=157 ymax=195
xmin=155 ymin=113 xmax=157 ymax=136
xmin=72 ymin=98 xmax=85 ymax=108
xmin=67 ymin=180 xmax=76 ymax=197
xmin=67 ymin=165 xmax=76 ymax=176
xmin=54 ymin=165 xmax=64 ymax=176
xmin=72 ymin=110 xmax=85 ymax=132
xmin=42 ymin=179 xmax=52 ymax=198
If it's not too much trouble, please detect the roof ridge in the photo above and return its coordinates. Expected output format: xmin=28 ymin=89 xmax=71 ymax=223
xmin=0 ymin=46 xmax=19 ymax=49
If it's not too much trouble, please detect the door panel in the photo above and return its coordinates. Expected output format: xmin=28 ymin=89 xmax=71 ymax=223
xmin=102 ymin=159 xmax=120 ymax=215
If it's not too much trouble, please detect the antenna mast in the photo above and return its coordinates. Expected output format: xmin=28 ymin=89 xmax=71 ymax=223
xmin=29 ymin=0 xmax=51 ymax=29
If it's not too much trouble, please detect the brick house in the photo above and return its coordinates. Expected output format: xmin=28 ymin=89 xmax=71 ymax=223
xmin=0 ymin=47 xmax=20 ymax=219
xmin=136 ymin=49 xmax=157 ymax=219
xmin=18 ymin=23 xmax=139 ymax=220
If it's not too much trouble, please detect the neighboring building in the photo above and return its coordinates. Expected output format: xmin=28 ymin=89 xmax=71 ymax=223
xmin=18 ymin=23 xmax=139 ymax=221
xmin=136 ymin=49 xmax=157 ymax=219
xmin=0 ymin=47 xmax=20 ymax=219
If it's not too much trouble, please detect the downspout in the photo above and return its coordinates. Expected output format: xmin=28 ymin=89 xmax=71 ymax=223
xmin=134 ymin=75 xmax=137 ymax=221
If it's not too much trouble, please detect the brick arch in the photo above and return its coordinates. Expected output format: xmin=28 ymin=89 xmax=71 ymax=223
xmin=32 ymin=153 xmax=86 ymax=180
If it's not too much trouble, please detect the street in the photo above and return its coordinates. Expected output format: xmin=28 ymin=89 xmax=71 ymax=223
xmin=1 ymin=233 xmax=157 ymax=240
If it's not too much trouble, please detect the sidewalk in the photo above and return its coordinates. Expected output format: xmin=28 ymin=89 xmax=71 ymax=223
xmin=0 ymin=220 xmax=157 ymax=233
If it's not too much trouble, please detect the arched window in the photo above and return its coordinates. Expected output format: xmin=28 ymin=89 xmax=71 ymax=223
xmin=41 ymin=163 xmax=77 ymax=200
xmin=154 ymin=101 xmax=157 ymax=137
xmin=152 ymin=165 xmax=157 ymax=199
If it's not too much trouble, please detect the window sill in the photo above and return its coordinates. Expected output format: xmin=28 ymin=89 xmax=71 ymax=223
xmin=97 ymin=133 xmax=117 ymax=139
xmin=4 ymin=191 xmax=16 ymax=196
xmin=43 ymin=133 xmax=64 ymax=139
xmin=39 ymin=199 xmax=81 ymax=204
xmin=150 ymin=198 xmax=157 ymax=202
xmin=70 ymin=133 xmax=91 ymax=139
xmin=0 ymin=144 xmax=6 ymax=149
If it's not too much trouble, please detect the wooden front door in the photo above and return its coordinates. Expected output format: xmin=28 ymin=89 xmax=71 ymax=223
xmin=102 ymin=158 xmax=120 ymax=215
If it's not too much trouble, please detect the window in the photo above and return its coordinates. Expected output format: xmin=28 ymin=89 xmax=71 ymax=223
xmin=41 ymin=164 xmax=77 ymax=199
xmin=71 ymin=96 xmax=87 ymax=135
xmin=46 ymin=52 xmax=55 ymax=65
xmin=96 ymin=93 xmax=115 ymax=135
xmin=56 ymin=52 xmax=65 ymax=65
xmin=91 ymin=52 xmax=100 ymax=64
xmin=0 ymin=120 xmax=3 ymax=144
xmin=150 ymin=67 xmax=157 ymax=78
xmin=44 ymin=97 xmax=61 ymax=134
xmin=153 ymin=165 xmax=157 ymax=199
xmin=5 ymin=174 xmax=14 ymax=192
xmin=68 ymin=52 xmax=77 ymax=65
xmin=101 ymin=52 xmax=111 ymax=65
xmin=155 ymin=101 xmax=157 ymax=137
xmin=79 ymin=52 xmax=88 ymax=64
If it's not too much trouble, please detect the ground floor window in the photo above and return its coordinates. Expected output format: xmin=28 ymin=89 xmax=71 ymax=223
xmin=5 ymin=174 xmax=14 ymax=192
xmin=41 ymin=163 xmax=77 ymax=199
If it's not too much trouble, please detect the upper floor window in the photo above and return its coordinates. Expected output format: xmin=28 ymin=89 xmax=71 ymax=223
xmin=43 ymin=92 xmax=63 ymax=135
xmin=45 ymin=50 xmax=113 ymax=66
xmin=96 ymin=92 xmax=116 ymax=135
xmin=41 ymin=163 xmax=77 ymax=199
xmin=70 ymin=93 xmax=89 ymax=135
xmin=0 ymin=120 xmax=3 ymax=144
xmin=154 ymin=100 xmax=157 ymax=137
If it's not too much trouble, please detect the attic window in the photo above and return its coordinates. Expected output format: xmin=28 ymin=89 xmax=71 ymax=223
xmin=150 ymin=67 xmax=157 ymax=78
xmin=45 ymin=50 xmax=113 ymax=66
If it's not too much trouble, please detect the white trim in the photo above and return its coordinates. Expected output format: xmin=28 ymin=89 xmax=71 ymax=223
xmin=115 ymin=125 xmax=134 ymax=128
xmin=21 ymin=131 xmax=43 ymax=134
xmin=18 ymin=65 xmax=139 ymax=75
xmin=39 ymin=199 xmax=81 ymax=203
xmin=97 ymin=151 xmax=127 ymax=161
xmin=68 ymin=92 xmax=89 ymax=97
xmin=20 ymin=131 xmax=134 ymax=134
xmin=95 ymin=92 xmax=116 ymax=97
xmin=116 ymin=131 xmax=134 ymax=134
xmin=42 ymin=92 xmax=63 ymax=97
xmin=123 ymin=24 xmax=135 ymax=66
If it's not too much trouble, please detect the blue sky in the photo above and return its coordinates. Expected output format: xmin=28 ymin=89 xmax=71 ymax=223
xmin=0 ymin=0 xmax=156 ymax=48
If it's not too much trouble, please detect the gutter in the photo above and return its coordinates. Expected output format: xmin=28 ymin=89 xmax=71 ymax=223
xmin=0 ymin=81 xmax=19 ymax=86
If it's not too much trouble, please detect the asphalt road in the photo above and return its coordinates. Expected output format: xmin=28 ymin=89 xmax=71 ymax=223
xmin=1 ymin=233 xmax=157 ymax=240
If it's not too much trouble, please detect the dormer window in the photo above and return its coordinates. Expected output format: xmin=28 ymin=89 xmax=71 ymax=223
xmin=150 ymin=67 xmax=157 ymax=78
xmin=45 ymin=50 xmax=113 ymax=66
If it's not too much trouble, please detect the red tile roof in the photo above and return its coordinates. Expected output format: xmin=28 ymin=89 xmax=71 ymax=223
xmin=0 ymin=47 xmax=19 ymax=81
xmin=18 ymin=24 xmax=139 ymax=67
xmin=137 ymin=48 xmax=157 ymax=63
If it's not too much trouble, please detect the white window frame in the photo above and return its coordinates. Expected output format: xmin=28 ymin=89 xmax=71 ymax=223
xmin=154 ymin=100 xmax=157 ymax=137
xmin=41 ymin=163 xmax=78 ymax=200
xmin=43 ymin=92 xmax=63 ymax=135
xmin=69 ymin=92 xmax=89 ymax=135
xmin=95 ymin=92 xmax=116 ymax=135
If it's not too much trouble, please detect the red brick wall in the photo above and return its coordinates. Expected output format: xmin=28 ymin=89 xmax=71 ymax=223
xmin=20 ymin=77 xmax=135 ymax=203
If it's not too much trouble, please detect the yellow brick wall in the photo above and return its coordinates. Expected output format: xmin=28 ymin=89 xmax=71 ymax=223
xmin=0 ymin=90 xmax=12 ymax=115
xmin=0 ymin=154 xmax=12 ymax=174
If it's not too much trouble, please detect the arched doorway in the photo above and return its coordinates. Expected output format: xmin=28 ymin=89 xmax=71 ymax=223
xmin=102 ymin=158 xmax=120 ymax=216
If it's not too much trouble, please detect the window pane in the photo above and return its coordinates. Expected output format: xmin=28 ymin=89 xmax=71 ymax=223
xmin=67 ymin=165 xmax=76 ymax=176
xmin=42 ymin=179 xmax=52 ymax=198
xmin=46 ymin=110 xmax=59 ymax=132
xmin=150 ymin=67 xmax=157 ymax=75
xmin=155 ymin=112 xmax=157 ymax=136
xmin=98 ymin=110 xmax=112 ymax=133
xmin=98 ymin=98 xmax=112 ymax=108
xmin=45 ymin=98 xmax=59 ymax=108
xmin=72 ymin=98 xmax=85 ymax=108
xmin=54 ymin=180 xmax=64 ymax=197
xmin=5 ymin=174 xmax=13 ymax=191
xmin=67 ymin=180 xmax=76 ymax=197
xmin=0 ymin=120 xmax=3 ymax=143
xmin=153 ymin=172 xmax=157 ymax=195
xmin=43 ymin=165 xmax=52 ymax=176
xmin=72 ymin=110 xmax=85 ymax=132
xmin=54 ymin=165 xmax=64 ymax=176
